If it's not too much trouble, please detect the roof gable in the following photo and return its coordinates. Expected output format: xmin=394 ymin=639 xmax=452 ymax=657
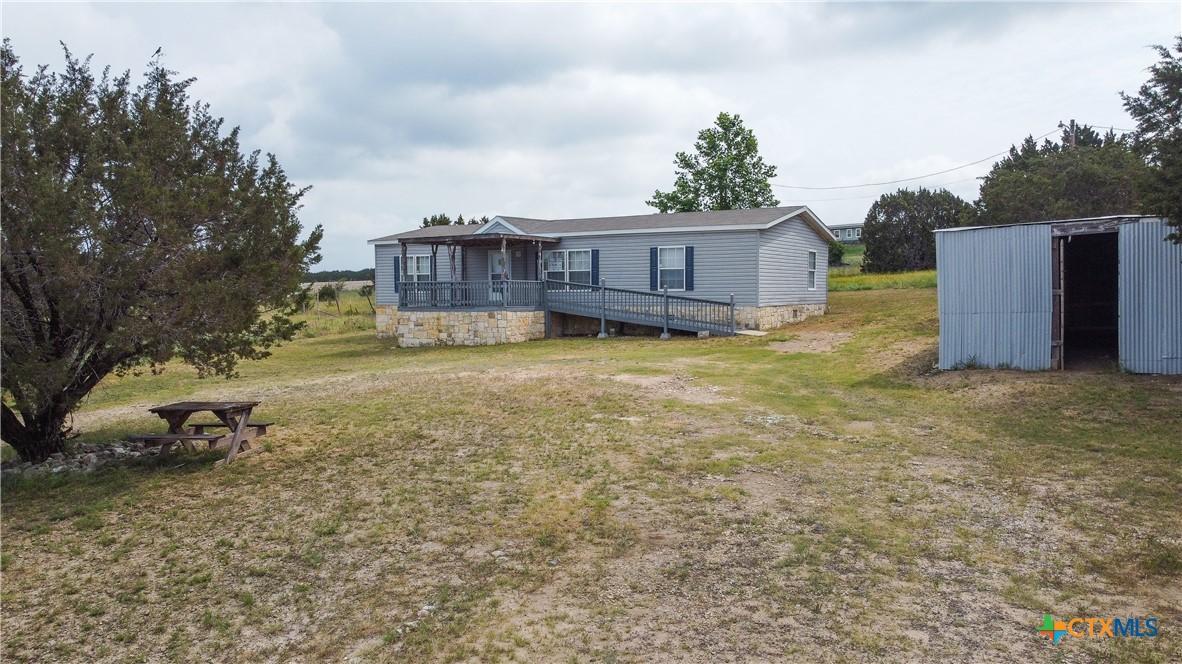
xmin=475 ymin=217 xmax=528 ymax=235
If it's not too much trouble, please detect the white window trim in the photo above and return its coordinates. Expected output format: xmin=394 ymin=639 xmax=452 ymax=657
xmin=807 ymin=250 xmax=817 ymax=291
xmin=657 ymin=245 xmax=687 ymax=292
xmin=543 ymin=249 xmax=593 ymax=284
xmin=408 ymin=255 xmax=432 ymax=282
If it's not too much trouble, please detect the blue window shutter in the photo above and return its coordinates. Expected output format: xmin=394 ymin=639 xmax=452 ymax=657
xmin=430 ymin=254 xmax=437 ymax=281
xmin=392 ymin=257 xmax=401 ymax=292
xmin=591 ymin=249 xmax=600 ymax=285
xmin=649 ymin=247 xmax=658 ymax=291
xmin=685 ymin=246 xmax=695 ymax=291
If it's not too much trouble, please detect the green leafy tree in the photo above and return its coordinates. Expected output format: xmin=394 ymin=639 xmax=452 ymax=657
xmin=647 ymin=112 xmax=779 ymax=213
xmin=291 ymin=286 xmax=315 ymax=314
xmin=862 ymin=188 xmax=974 ymax=273
xmin=420 ymin=213 xmax=490 ymax=228
xmin=975 ymin=127 xmax=1148 ymax=226
xmin=315 ymin=281 xmax=346 ymax=314
xmin=0 ymin=42 xmax=322 ymax=462
xmin=358 ymin=283 xmax=375 ymax=313
xmin=1122 ymin=35 xmax=1182 ymax=242
xmin=420 ymin=213 xmax=454 ymax=228
xmin=303 ymin=268 xmax=374 ymax=282
xmin=827 ymin=240 xmax=845 ymax=267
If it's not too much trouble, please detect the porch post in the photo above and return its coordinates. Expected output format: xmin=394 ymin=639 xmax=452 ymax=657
xmin=598 ymin=279 xmax=608 ymax=339
xmin=400 ymin=242 xmax=408 ymax=283
xmin=535 ymin=240 xmax=543 ymax=281
xmin=729 ymin=293 xmax=736 ymax=335
xmin=430 ymin=244 xmax=439 ymax=281
xmin=660 ymin=286 xmax=671 ymax=340
xmin=448 ymin=245 xmax=458 ymax=308
xmin=501 ymin=237 xmax=509 ymax=281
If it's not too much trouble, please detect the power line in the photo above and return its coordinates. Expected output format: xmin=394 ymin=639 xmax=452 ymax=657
xmin=1075 ymin=121 xmax=1137 ymax=133
xmin=790 ymin=176 xmax=983 ymax=203
xmin=771 ymin=128 xmax=1059 ymax=191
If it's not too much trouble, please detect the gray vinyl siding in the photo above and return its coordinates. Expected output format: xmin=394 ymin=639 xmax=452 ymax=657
xmin=553 ymin=230 xmax=760 ymax=305
xmin=373 ymin=244 xmax=461 ymax=305
xmin=374 ymin=244 xmax=399 ymax=305
xmin=1118 ymin=219 xmax=1182 ymax=374
xmin=465 ymin=246 xmax=536 ymax=281
xmin=936 ymin=224 xmax=1052 ymax=370
xmin=756 ymin=219 xmax=829 ymax=306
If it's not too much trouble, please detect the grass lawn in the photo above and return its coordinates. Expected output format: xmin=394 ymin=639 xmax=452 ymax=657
xmin=2 ymin=288 xmax=1179 ymax=663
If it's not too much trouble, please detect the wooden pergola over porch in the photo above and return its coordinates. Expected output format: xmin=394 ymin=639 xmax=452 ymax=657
xmin=398 ymin=232 xmax=560 ymax=282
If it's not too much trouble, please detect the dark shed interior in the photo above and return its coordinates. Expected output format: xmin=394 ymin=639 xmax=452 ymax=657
xmin=1062 ymin=232 xmax=1119 ymax=370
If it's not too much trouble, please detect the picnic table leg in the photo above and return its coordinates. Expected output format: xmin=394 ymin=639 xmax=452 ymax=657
xmin=158 ymin=413 xmax=192 ymax=456
xmin=219 ymin=409 xmax=253 ymax=464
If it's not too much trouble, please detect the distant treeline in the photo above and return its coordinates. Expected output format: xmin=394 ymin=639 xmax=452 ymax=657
xmin=303 ymin=268 xmax=375 ymax=282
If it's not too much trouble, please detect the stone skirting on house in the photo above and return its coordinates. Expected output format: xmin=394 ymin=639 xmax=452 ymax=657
xmin=735 ymin=303 xmax=828 ymax=330
xmin=375 ymin=305 xmax=546 ymax=347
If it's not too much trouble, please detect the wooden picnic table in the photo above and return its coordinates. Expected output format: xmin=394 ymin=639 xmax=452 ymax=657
xmin=140 ymin=401 xmax=267 ymax=464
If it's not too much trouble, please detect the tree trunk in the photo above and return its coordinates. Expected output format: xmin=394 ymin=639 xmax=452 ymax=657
xmin=2 ymin=402 xmax=69 ymax=463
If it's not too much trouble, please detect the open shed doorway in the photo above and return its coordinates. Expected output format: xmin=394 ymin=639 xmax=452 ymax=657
xmin=1060 ymin=232 xmax=1119 ymax=370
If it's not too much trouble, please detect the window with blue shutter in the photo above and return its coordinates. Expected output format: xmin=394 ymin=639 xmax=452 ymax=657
xmin=392 ymin=257 xmax=401 ymax=292
xmin=649 ymin=247 xmax=658 ymax=290
xmin=591 ymin=249 xmax=600 ymax=286
xmin=685 ymin=246 xmax=695 ymax=291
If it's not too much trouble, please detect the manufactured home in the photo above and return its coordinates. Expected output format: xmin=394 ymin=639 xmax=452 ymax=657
xmin=827 ymin=221 xmax=864 ymax=244
xmin=368 ymin=206 xmax=835 ymax=347
xmin=936 ymin=216 xmax=1181 ymax=374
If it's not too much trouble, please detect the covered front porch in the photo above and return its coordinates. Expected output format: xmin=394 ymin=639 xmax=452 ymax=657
xmin=396 ymin=232 xmax=559 ymax=289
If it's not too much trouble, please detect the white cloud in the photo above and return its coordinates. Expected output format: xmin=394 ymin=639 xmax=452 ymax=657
xmin=3 ymin=1 xmax=1178 ymax=268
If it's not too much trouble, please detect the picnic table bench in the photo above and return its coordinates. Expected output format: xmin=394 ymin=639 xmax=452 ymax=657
xmin=128 ymin=401 xmax=269 ymax=464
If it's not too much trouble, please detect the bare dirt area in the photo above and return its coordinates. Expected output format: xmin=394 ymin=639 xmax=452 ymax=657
xmin=610 ymin=373 xmax=734 ymax=405
xmin=767 ymin=331 xmax=853 ymax=354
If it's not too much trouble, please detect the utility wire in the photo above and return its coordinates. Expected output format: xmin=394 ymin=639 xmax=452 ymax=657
xmin=771 ymin=128 xmax=1060 ymax=191
xmin=1075 ymin=121 xmax=1137 ymax=133
xmin=790 ymin=176 xmax=983 ymax=203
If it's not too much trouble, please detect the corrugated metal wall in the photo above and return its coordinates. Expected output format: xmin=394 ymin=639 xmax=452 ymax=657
xmin=937 ymin=224 xmax=1052 ymax=370
xmin=1119 ymin=219 xmax=1182 ymax=374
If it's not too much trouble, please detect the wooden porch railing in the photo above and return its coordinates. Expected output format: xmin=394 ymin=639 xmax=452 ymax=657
xmin=399 ymin=280 xmax=543 ymax=309
xmin=543 ymin=280 xmax=735 ymax=337
xmin=397 ymin=279 xmax=735 ymax=336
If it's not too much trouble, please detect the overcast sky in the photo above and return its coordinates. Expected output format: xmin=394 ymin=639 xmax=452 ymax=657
xmin=4 ymin=2 xmax=1179 ymax=270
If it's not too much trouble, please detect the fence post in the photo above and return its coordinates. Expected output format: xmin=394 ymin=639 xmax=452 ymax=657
xmin=597 ymin=279 xmax=609 ymax=339
xmin=542 ymin=280 xmax=551 ymax=338
xmin=729 ymin=293 xmax=736 ymax=335
xmin=660 ymin=285 xmax=671 ymax=340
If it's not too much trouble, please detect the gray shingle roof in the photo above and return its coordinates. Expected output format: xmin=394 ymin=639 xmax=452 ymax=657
xmin=369 ymin=206 xmax=824 ymax=243
xmin=368 ymin=224 xmax=483 ymax=243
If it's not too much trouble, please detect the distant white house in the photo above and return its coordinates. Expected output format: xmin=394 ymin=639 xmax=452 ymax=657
xmin=827 ymin=221 xmax=863 ymax=244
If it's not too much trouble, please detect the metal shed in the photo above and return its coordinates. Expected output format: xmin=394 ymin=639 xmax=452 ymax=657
xmin=936 ymin=216 xmax=1181 ymax=374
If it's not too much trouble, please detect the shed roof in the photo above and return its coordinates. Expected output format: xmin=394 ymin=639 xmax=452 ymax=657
xmin=934 ymin=215 xmax=1160 ymax=233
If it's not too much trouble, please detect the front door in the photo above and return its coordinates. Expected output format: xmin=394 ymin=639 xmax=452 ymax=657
xmin=488 ymin=250 xmax=506 ymax=302
xmin=488 ymin=250 xmax=506 ymax=281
